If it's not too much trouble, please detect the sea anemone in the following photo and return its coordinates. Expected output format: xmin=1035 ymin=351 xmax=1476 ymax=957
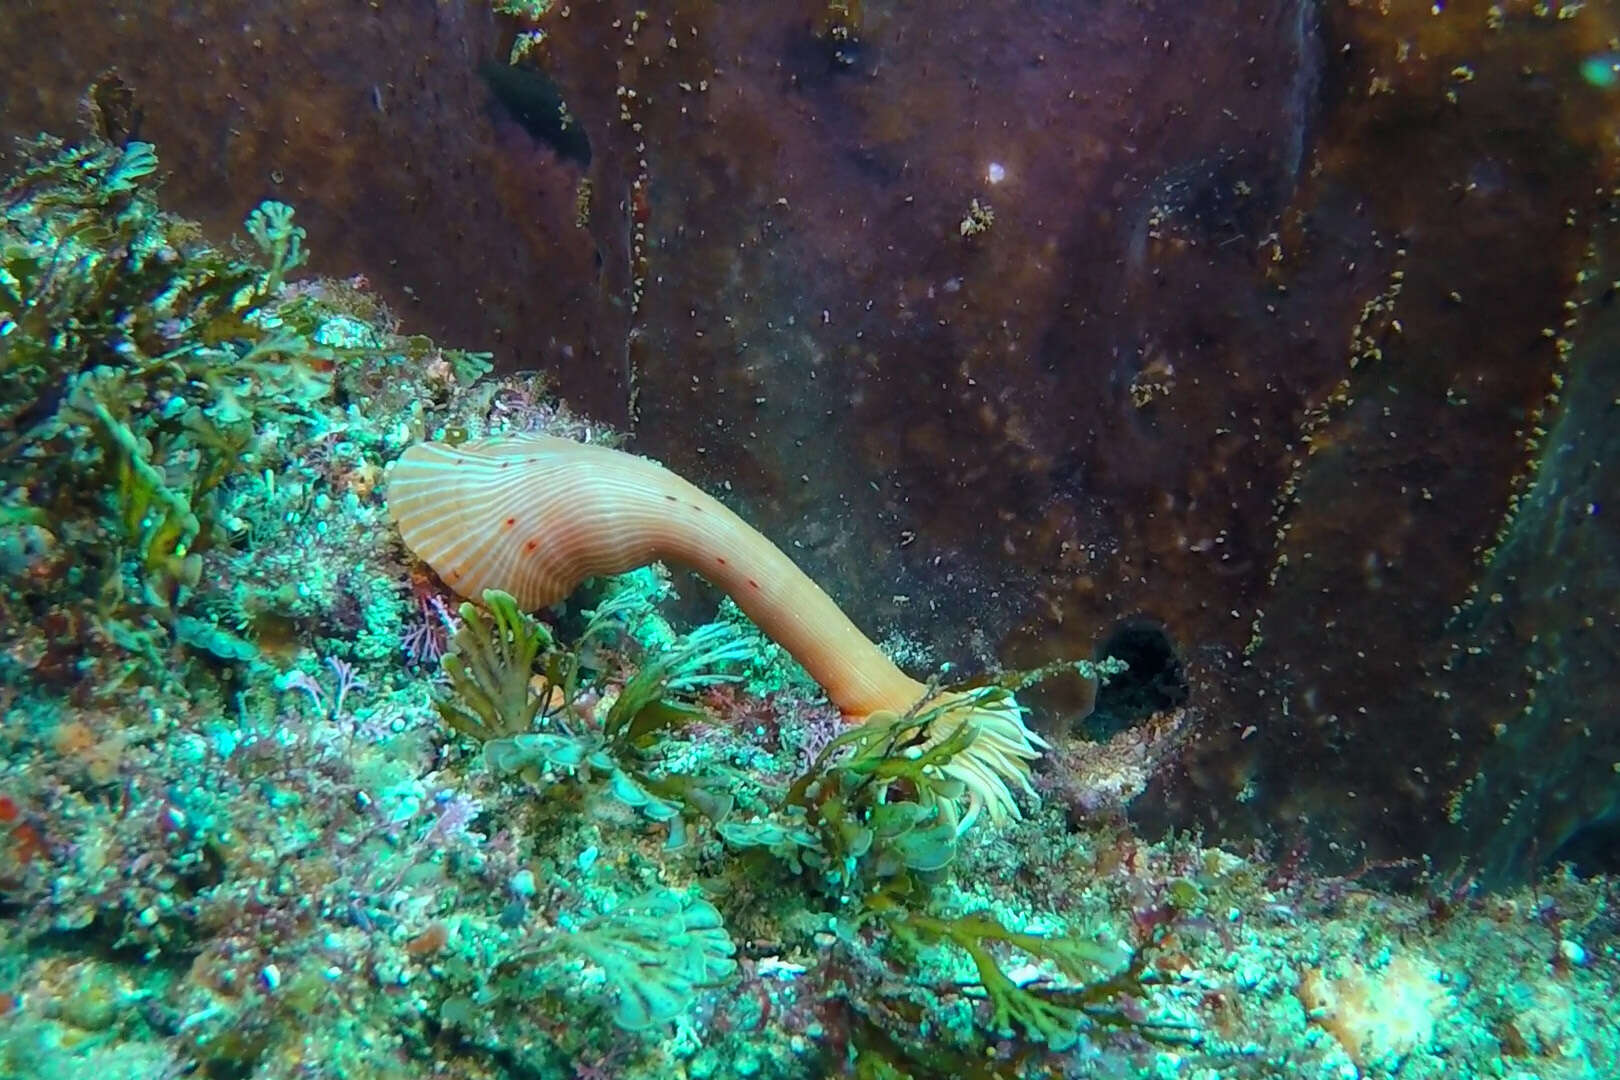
xmin=386 ymin=434 xmax=1046 ymax=824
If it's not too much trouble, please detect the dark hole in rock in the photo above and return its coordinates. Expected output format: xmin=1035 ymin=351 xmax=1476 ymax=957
xmin=1082 ymin=618 xmax=1188 ymax=740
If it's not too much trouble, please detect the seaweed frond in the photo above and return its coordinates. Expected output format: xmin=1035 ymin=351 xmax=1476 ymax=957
xmin=435 ymin=588 xmax=552 ymax=741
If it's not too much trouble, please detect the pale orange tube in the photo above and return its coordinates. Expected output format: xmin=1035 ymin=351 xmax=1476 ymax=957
xmin=387 ymin=433 xmax=1044 ymax=822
